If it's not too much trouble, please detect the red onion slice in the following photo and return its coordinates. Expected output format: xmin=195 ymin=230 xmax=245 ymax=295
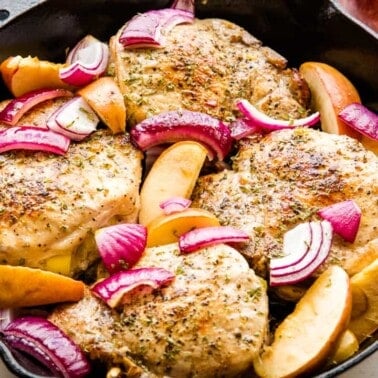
xmin=270 ymin=222 xmax=312 ymax=271
xmin=47 ymin=96 xmax=99 ymax=141
xmin=171 ymin=0 xmax=195 ymax=13
xmin=91 ymin=267 xmax=175 ymax=308
xmin=0 ymin=88 xmax=73 ymax=126
xmin=59 ymin=35 xmax=109 ymax=87
xmin=130 ymin=110 xmax=232 ymax=160
xmin=271 ymin=221 xmax=323 ymax=276
xmin=236 ymin=99 xmax=320 ymax=131
xmin=0 ymin=309 xmax=17 ymax=331
xmin=95 ymin=223 xmax=147 ymax=274
xmin=270 ymin=220 xmax=333 ymax=286
xmin=179 ymin=226 xmax=249 ymax=254
xmin=159 ymin=197 xmax=192 ymax=215
xmin=229 ymin=117 xmax=262 ymax=140
xmin=0 ymin=126 xmax=70 ymax=155
xmin=317 ymin=200 xmax=361 ymax=243
xmin=2 ymin=316 xmax=90 ymax=378
xmin=338 ymin=102 xmax=378 ymax=141
xmin=119 ymin=8 xmax=194 ymax=49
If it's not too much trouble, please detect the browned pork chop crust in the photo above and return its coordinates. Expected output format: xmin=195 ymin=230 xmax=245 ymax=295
xmin=49 ymin=243 xmax=269 ymax=377
xmin=110 ymin=18 xmax=310 ymax=126
xmin=0 ymin=100 xmax=143 ymax=276
xmin=191 ymin=128 xmax=378 ymax=278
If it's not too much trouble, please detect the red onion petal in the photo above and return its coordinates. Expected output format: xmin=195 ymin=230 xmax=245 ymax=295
xmin=159 ymin=197 xmax=192 ymax=215
xmin=2 ymin=316 xmax=90 ymax=378
xmin=91 ymin=267 xmax=175 ymax=308
xmin=159 ymin=9 xmax=194 ymax=30
xmin=229 ymin=117 xmax=262 ymax=140
xmin=47 ymin=96 xmax=99 ymax=141
xmin=60 ymin=35 xmax=109 ymax=87
xmin=271 ymin=221 xmax=323 ymax=275
xmin=0 ymin=89 xmax=73 ymax=126
xmin=179 ymin=226 xmax=249 ymax=254
xmin=0 ymin=309 xmax=17 ymax=331
xmin=338 ymin=102 xmax=378 ymax=140
xmin=171 ymin=0 xmax=195 ymax=13
xmin=270 ymin=220 xmax=333 ymax=286
xmin=130 ymin=110 xmax=232 ymax=160
xmin=0 ymin=126 xmax=70 ymax=155
xmin=95 ymin=223 xmax=147 ymax=274
xmin=236 ymin=99 xmax=320 ymax=131
xmin=119 ymin=8 xmax=194 ymax=49
xmin=270 ymin=222 xmax=312 ymax=270
xmin=317 ymin=200 xmax=361 ymax=243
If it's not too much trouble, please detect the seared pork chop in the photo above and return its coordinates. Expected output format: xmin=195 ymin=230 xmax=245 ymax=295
xmin=110 ymin=18 xmax=310 ymax=126
xmin=191 ymin=128 xmax=378 ymax=278
xmin=0 ymin=100 xmax=143 ymax=276
xmin=49 ymin=243 xmax=269 ymax=377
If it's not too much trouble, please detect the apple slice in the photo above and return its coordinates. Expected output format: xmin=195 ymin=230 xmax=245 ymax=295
xmin=147 ymin=208 xmax=220 ymax=247
xmin=0 ymin=265 xmax=84 ymax=308
xmin=348 ymin=259 xmax=378 ymax=343
xmin=361 ymin=135 xmax=378 ymax=155
xmin=253 ymin=265 xmax=352 ymax=378
xmin=78 ymin=77 xmax=126 ymax=134
xmin=327 ymin=329 xmax=359 ymax=366
xmin=299 ymin=61 xmax=361 ymax=139
xmin=0 ymin=56 xmax=72 ymax=97
xmin=139 ymin=141 xmax=207 ymax=226
xmin=45 ymin=254 xmax=72 ymax=275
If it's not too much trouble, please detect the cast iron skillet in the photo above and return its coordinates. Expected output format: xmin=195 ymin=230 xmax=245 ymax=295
xmin=0 ymin=1 xmax=377 ymax=377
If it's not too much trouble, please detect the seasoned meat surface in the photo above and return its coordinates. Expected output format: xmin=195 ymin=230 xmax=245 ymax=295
xmin=49 ymin=243 xmax=269 ymax=377
xmin=191 ymin=128 xmax=378 ymax=278
xmin=0 ymin=100 xmax=143 ymax=275
xmin=110 ymin=18 xmax=310 ymax=126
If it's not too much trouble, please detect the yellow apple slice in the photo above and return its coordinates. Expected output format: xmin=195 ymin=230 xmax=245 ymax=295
xmin=361 ymin=135 xmax=378 ymax=155
xmin=299 ymin=61 xmax=361 ymax=139
xmin=45 ymin=254 xmax=72 ymax=276
xmin=327 ymin=329 xmax=359 ymax=366
xmin=0 ymin=265 xmax=84 ymax=308
xmin=0 ymin=55 xmax=72 ymax=97
xmin=253 ymin=265 xmax=352 ymax=378
xmin=147 ymin=207 xmax=220 ymax=247
xmin=139 ymin=141 xmax=208 ymax=226
xmin=78 ymin=77 xmax=126 ymax=134
xmin=348 ymin=259 xmax=378 ymax=343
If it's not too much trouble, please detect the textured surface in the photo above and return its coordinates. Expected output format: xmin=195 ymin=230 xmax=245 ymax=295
xmin=49 ymin=243 xmax=269 ymax=377
xmin=111 ymin=18 xmax=310 ymax=126
xmin=0 ymin=100 xmax=143 ymax=275
xmin=0 ymin=0 xmax=45 ymax=27
xmin=192 ymin=128 xmax=378 ymax=278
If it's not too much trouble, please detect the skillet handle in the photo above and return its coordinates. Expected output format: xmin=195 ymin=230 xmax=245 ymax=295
xmin=0 ymin=0 xmax=47 ymax=27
